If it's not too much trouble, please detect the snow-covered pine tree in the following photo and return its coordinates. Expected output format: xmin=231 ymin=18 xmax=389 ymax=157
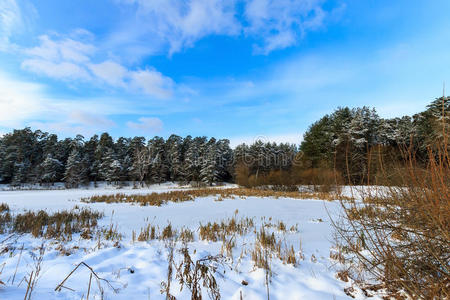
xmin=115 ymin=137 xmax=132 ymax=181
xmin=84 ymin=135 xmax=99 ymax=182
xmin=99 ymin=148 xmax=123 ymax=184
xmin=200 ymin=138 xmax=219 ymax=185
xmin=39 ymin=153 xmax=63 ymax=184
xmin=108 ymin=159 xmax=123 ymax=184
xmin=96 ymin=133 xmax=115 ymax=181
xmin=12 ymin=161 xmax=29 ymax=186
xmin=216 ymin=139 xmax=232 ymax=181
xmin=166 ymin=134 xmax=183 ymax=181
xmin=64 ymin=148 xmax=87 ymax=188
xmin=347 ymin=107 xmax=380 ymax=149
xmin=425 ymin=96 xmax=450 ymax=146
xmin=249 ymin=140 xmax=267 ymax=179
xmin=148 ymin=137 xmax=168 ymax=183
xmin=183 ymin=136 xmax=206 ymax=183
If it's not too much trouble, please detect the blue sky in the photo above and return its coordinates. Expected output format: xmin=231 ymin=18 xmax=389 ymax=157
xmin=0 ymin=0 xmax=449 ymax=146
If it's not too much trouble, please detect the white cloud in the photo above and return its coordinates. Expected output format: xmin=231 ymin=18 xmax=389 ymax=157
xmin=127 ymin=117 xmax=163 ymax=133
xmin=0 ymin=71 xmax=46 ymax=127
xmin=0 ymin=71 xmax=122 ymax=135
xmin=88 ymin=60 xmax=128 ymax=87
xmin=21 ymin=59 xmax=92 ymax=80
xmin=114 ymin=0 xmax=335 ymax=55
xmin=69 ymin=110 xmax=116 ymax=128
xmin=21 ymin=34 xmax=95 ymax=80
xmin=31 ymin=110 xmax=116 ymax=136
xmin=0 ymin=0 xmax=22 ymax=50
xmin=244 ymin=0 xmax=326 ymax=53
xmin=117 ymin=0 xmax=240 ymax=55
xmin=20 ymin=34 xmax=175 ymax=98
xmin=129 ymin=69 xmax=174 ymax=98
xmin=0 ymin=0 xmax=37 ymax=51
xmin=25 ymin=34 xmax=95 ymax=62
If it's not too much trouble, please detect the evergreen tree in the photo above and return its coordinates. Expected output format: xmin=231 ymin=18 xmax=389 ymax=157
xmin=148 ymin=137 xmax=168 ymax=183
xmin=99 ymin=148 xmax=123 ymax=184
xmin=84 ymin=135 xmax=99 ymax=181
xmin=166 ymin=134 xmax=183 ymax=181
xmin=425 ymin=96 xmax=450 ymax=146
xmin=115 ymin=137 xmax=132 ymax=181
xmin=64 ymin=148 xmax=87 ymax=188
xmin=300 ymin=115 xmax=333 ymax=168
xmin=183 ymin=137 xmax=206 ymax=183
xmin=96 ymin=133 xmax=115 ymax=181
xmin=200 ymin=138 xmax=219 ymax=185
xmin=39 ymin=154 xmax=63 ymax=184
xmin=216 ymin=139 xmax=233 ymax=180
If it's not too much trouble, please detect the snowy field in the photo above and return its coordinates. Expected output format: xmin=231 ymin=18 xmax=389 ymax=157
xmin=0 ymin=184 xmax=373 ymax=300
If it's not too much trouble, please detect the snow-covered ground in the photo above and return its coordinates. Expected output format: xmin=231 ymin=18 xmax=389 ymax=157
xmin=0 ymin=184 xmax=373 ymax=300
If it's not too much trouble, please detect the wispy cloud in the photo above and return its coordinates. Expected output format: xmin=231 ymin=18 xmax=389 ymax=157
xmin=127 ymin=117 xmax=164 ymax=133
xmin=0 ymin=70 xmax=121 ymax=135
xmin=113 ymin=0 xmax=340 ymax=56
xmin=0 ymin=0 xmax=37 ymax=51
xmin=20 ymin=33 xmax=175 ymax=98
xmin=88 ymin=60 xmax=127 ymax=87
xmin=129 ymin=69 xmax=174 ymax=99
xmin=0 ymin=0 xmax=22 ymax=50
xmin=0 ymin=70 xmax=45 ymax=127
xmin=22 ymin=59 xmax=92 ymax=80
xmin=244 ymin=0 xmax=327 ymax=54
xmin=115 ymin=0 xmax=240 ymax=55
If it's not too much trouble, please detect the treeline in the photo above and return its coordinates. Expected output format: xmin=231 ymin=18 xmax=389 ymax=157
xmin=0 ymin=96 xmax=448 ymax=187
xmin=234 ymin=95 xmax=449 ymax=187
xmin=0 ymin=133 xmax=235 ymax=187
xmin=297 ymin=96 xmax=449 ymax=185
xmin=0 ymin=129 xmax=298 ymax=187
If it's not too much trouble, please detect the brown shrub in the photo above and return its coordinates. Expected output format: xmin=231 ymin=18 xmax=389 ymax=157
xmin=334 ymin=139 xmax=450 ymax=298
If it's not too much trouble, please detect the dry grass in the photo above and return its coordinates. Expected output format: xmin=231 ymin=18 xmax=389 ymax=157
xmin=82 ymin=187 xmax=351 ymax=207
xmin=334 ymin=137 xmax=450 ymax=298
xmin=0 ymin=207 xmax=103 ymax=241
xmin=134 ymin=223 xmax=157 ymax=242
xmin=199 ymin=216 xmax=254 ymax=242
xmin=0 ymin=203 xmax=9 ymax=213
xmin=0 ymin=204 xmax=12 ymax=234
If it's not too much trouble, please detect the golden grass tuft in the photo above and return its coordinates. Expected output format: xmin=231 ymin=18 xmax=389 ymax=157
xmin=82 ymin=187 xmax=352 ymax=207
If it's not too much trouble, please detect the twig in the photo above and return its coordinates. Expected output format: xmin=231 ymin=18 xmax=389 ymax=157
xmin=12 ymin=243 xmax=24 ymax=285
xmin=87 ymin=273 xmax=92 ymax=300
xmin=55 ymin=262 xmax=120 ymax=294
xmin=23 ymin=271 xmax=34 ymax=300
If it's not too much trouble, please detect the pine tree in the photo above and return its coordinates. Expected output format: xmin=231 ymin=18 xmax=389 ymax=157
xmin=300 ymin=115 xmax=334 ymax=168
xmin=64 ymin=148 xmax=87 ymax=188
xmin=84 ymin=135 xmax=99 ymax=182
xmin=39 ymin=154 xmax=63 ymax=184
xmin=108 ymin=159 xmax=123 ymax=184
xmin=216 ymin=139 xmax=232 ymax=180
xmin=148 ymin=137 xmax=168 ymax=183
xmin=425 ymin=96 xmax=450 ymax=146
xmin=200 ymin=138 xmax=219 ymax=185
xmin=183 ymin=137 xmax=206 ymax=183
xmin=96 ymin=133 xmax=115 ymax=181
xmin=166 ymin=135 xmax=183 ymax=181
xmin=99 ymin=148 xmax=122 ymax=184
